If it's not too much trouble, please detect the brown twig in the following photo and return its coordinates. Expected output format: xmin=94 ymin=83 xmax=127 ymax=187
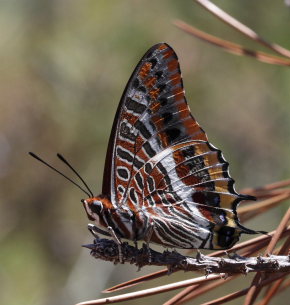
xmin=194 ymin=0 xmax=290 ymax=58
xmin=239 ymin=192 xmax=290 ymax=223
xmin=174 ymin=20 xmax=290 ymax=66
xmin=244 ymin=208 xmax=290 ymax=305
xmin=241 ymin=179 xmax=290 ymax=195
xmin=239 ymin=192 xmax=290 ymax=215
xmin=84 ymin=237 xmax=290 ymax=274
xmin=163 ymin=276 xmax=236 ymax=305
xmin=199 ymin=273 xmax=289 ymax=305
xmin=279 ymin=278 xmax=290 ymax=292
xmin=243 ymin=189 xmax=290 ymax=200
xmin=75 ymin=274 xmax=221 ymax=305
xmin=257 ymin=277 xmax=287 ymax=305
xmin=266 ymin=208 xmax=290 ymax=254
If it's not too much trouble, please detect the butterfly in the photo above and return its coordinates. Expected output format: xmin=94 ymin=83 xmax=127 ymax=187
xmin=30 ymin=43 xmax=259 ymax=251
xmin=81 ymin=43 xmax=261 ymax=250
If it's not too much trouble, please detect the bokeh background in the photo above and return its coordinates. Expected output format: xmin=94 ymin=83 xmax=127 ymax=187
xmin=1 ymin=1 xmax=290 ymax=304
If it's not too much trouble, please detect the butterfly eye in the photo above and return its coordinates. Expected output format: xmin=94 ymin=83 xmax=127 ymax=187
xmin=90 ymin=200 xmax=103 ymax=214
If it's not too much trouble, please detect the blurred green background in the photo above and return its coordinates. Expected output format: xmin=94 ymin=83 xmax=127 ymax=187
xmin=1 ymin=1 xmax=290 ymax=304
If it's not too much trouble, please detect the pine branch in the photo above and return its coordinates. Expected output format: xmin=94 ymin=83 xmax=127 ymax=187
xmin=83 ymin=237 xmax=290 ymax=274
xmin=194 ymin=0 xmax=290 ymax=58
xmin=174 ymin=1 xmax=290 ymax=66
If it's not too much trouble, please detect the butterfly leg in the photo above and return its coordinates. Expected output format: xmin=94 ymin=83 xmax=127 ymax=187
xmin=107 ymin=226 xmax=123 ymax=263
xmin=88 ymin=224 xmax=111 ymax=238
xmin=144 ymin=223 xmax=154 ymax=263
xmin=87 ymin=224 xmax=99 ymax=238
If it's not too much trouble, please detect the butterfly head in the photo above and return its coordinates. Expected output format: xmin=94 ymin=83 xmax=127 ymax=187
xmin=81 ymin=197 xmax=106 ymax=222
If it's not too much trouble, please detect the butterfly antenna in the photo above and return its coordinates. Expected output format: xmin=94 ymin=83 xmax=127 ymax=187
xmin=29 ymin=152 xmax=91 ymax=197
xmin=56 ymin=153 xmax=94 ymax=198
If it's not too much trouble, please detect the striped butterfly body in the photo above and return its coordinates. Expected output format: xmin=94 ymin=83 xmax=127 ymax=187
xmin=83 ymin=43 xmax=258 ymax=250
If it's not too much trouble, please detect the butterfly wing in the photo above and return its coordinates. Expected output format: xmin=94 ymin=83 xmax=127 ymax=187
xmin=103 ymin=43 xmax=255 ymax=249
xmin=103 ymin=43 xmax=207 ymax=207
xmin=132 ymin=139 xmax=256 ymax=249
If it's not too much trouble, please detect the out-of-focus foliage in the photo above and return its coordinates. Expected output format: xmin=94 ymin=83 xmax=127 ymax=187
xmin=1 ymin=1 xmax=289 ymax=304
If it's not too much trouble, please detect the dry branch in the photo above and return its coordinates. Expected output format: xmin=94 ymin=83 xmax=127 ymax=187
xmin=76 ymin=274 xmax=221 ymax=305
xmin=199 ymin=273 xmax=289 ymax=305
xmin=83 ymin=237 xmax=290 ymax=274
xmin=174 ymin=1 xmax=290 ymax=66
xmin=174 ymin=20 xmax=290 ymax=66
xmin=244 ymin=208 xmax=290 ymax=305
xmin=104 ymin=226 xmax=290 ymax=293
xmin=194 ymin=0 xmax=290 ymax=58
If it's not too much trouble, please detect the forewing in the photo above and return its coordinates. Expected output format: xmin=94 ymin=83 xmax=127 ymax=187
xmin=103 ymin=43 xmax=207 ymax=208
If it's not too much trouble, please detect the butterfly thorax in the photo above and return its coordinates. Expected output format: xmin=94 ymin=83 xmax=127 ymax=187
xmin=82 ymin=196 xmax=150 ymax=241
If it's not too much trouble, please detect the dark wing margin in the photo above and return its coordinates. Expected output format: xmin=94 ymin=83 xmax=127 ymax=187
xmin=102 ymin=44 xmax=162 ymax=197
